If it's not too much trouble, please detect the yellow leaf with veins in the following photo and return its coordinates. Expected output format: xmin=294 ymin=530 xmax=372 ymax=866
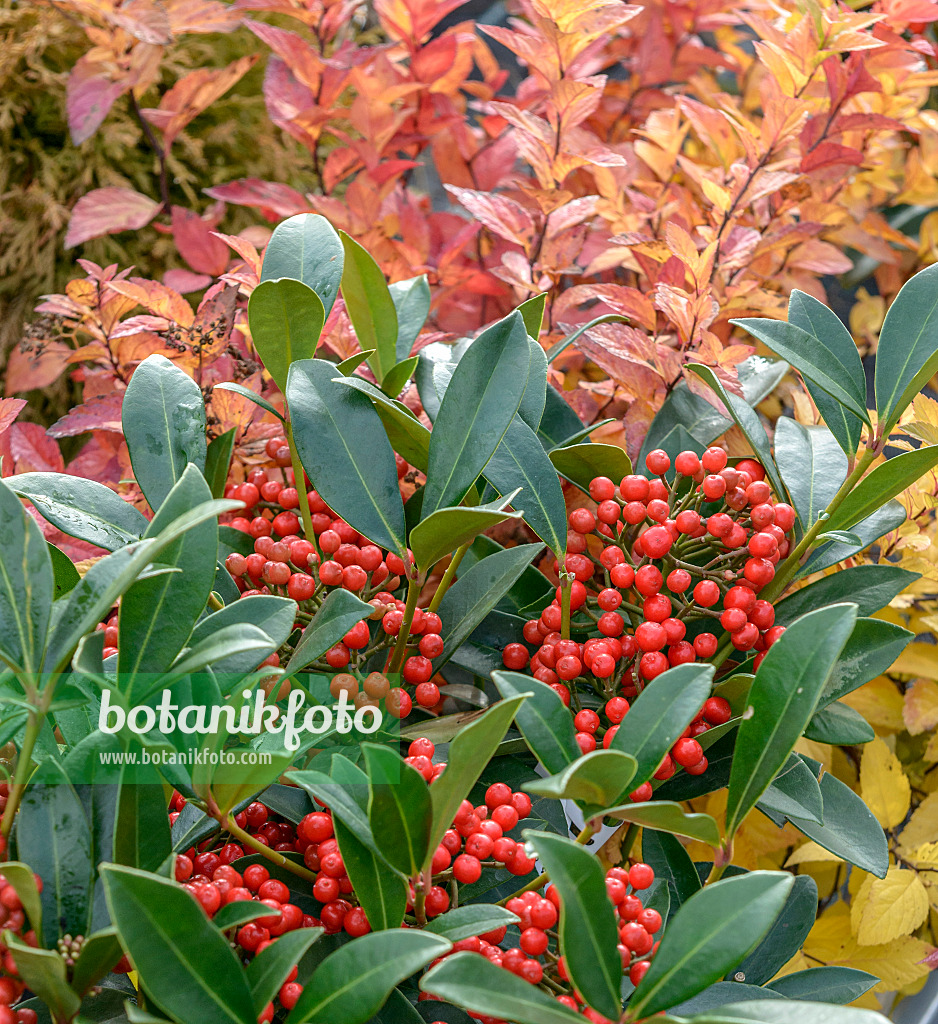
xmin=851 ymin=868 xmax=929 ymax=945
xmin=860 ymin=737 xmax=910 ymax=828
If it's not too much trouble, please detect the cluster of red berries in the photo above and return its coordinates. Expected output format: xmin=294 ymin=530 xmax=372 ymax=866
xmin=0 ymin=861 xmax=41 ymax=1024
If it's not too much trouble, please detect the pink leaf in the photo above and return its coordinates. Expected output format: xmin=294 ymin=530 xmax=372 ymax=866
xmin=8 ymin=423 xmax=65 ymax=474
xmin=48 ymin=394 xmax=125 ymax=438
xmin=163 ymin=269 xmax=213 ymax=294
xmin=445 ymin=186 xmax=536 ymax=249
xmin=66 ymin=188 xmax=161 ymax=249
xmin=171 ymin=206 xmax=230 ymax=275
xmin=67 ymin=58 xmax=129 ymax=145
xmin=0 ymin=398 xmax=26 ymax=435
xmin=204 ymin=179 xmax=310 ymax=218
xmin=5 ymin=341 xmax=73 ymax=394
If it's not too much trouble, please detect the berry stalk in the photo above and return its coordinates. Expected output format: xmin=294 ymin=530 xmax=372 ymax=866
xmin=427 ymin=541 xmax=471 ymax=614
xmin=0 ymin=710 xmax=40 ymax=840
xmin=223 ymin=814 xmax=319 ymax=883
xmin=387 ymin=569 xmax=424 ymax=673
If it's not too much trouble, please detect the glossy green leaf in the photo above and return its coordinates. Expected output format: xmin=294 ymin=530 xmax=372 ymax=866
xmin=363 ymin=744 xmax=432 ymax=878
xmin=757 ymin=755 xmax=823 ymax=825
xmin=691 ymin=1000 xmax=891 ymax=1023
xmin=786 ymin=757 xmax=888 ymax=877
xmin=11 ymin=473 xmax=148 ymax=551
xmin=685 ymin=364 xmax=787 ymax=502
xmin=381 ymin=355 xmax=419 ymax=398
xmin=339 ymin=230 xmax=398 ymax=383
xmin=524 ymin=749 xmax=637 ymax=813
xmin=527 ymin=832 xmax=622 ymax=1020
xmin=726 ymin=604 xmax=857 ymax=838
xmin=69 ymin=927 xmax=123 ymax=997
xmin=334 ymin=817 xmax=407 ymax=930
xmin=640 ymin=385 xmax=731 ymax=465
xmin=422 ymin=311 xmax=531 ymax=516
xmin=410 ymin=491 xmax=523 ymax=572
xmin=424 ymin=906 xmax=520 ymax=943
xmin=774 ymin=566 xmax=917 ymax=625
xmin=213 ymin=382 xmax=285 ymax=422
xmin=212 ymin=901 xmax=281 ymax=932
xmin=287 ymin=929 xmax=450 ymax=1024
xmin=389 ymin=275 xmax=431 ymax=360
xmin=537 ymin=383 xmax=587 ymax=449
xmin=641 ymin=829 xmax=700 ymax=912
xmin=610 ymin=663 xmax=714 ymax=790
xmin=824 ymin=446 xmax=938 ymax=533
xmin=288 ymin=358 xmax=406 ymax=554
xmin=426 ymin=695 xmax=527 ymax=864
xmin=629 ymin=872 xmax=795 ymax=1018
xmin=261 ymin=213 xmax=344 ymax=317
xmin=519 ymin=338 xmax=548 ymax=431
xmin=113 ymin=762 xmax=172 ymax=872
xmin=246 ymin=928 xmax=322 ymax=1012
xmin=0 ymin=478 xmax=52 ymax=674
xmin=189 ymin=595 xmax=296 ymax=678
xmin=766 ymin=967 xmax=877 ymax=1004
xmin=805 ymin=702 xmax=875 ymax=744
xmin=667 ymin=983 xmax=786 ymax=1016
xmin=101 ymin=864 xmax=255 ymax=1024
xmin=289 ymin=767 xmax=374 ymax=853
xmin=48 ymin=542 xmax=80 ymax=600
xmin=874 ymin=262 xmax=938 ymax=435
xmin=518 ymin=292 xmax=547 ymax=340
xmin=820 ymin=618 xmax=912 ymax=707
xmin=336 ymin=350 xmax=375 ymax=375
xmin=492 ymin=671 xmax=579 ymax=773
xmin=788 ymin=290 xmax=865 ymax=457
xmin=0 ymin=862 xmax=42 ymax=934
xmin=283 ymin=588 xmax=372 ymax=675
xmin=6 ymin=934 xmax=80 ymax=1022
xmin=729 ymin=319 xmax=871 ymax=427
xmin=774 ymin=419 xmax=846 ymax=537
xmin=733 ymin=874 xmax=818 ymax=986
xmin=248 ymin=278 xmax=325 ymax=393
xmin=203 ymin=428 xmax=236 ymax=499
xmin=548 ymin=443 xmax=632 ymax=493
xmin=435 ymin=543 xmax=544 ymax=671
xmin=797 ymin=500 xmax=907 ymax=577
xmin=817 ymin=530 xmax=863 ymax=546
xmin=483 ymin=415 xmax=567 ymax=558
xmin=421 ymin=952 xmax=581 ymax=1024
xmin=122 ymin=353 xmax=207 ymax=511
xmin=336 ymin=375 xmax=431 ymax=472
xmin=605 ymin=800 xmax=721 ymax=846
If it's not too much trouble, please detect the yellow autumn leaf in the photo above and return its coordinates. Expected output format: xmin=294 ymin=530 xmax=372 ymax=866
xmin=926 ymin=731 xmax=938 ymax=764
xmin=891 ymin=643 xmax=938 ymax=681
xmin=785 ymin=841 xmax=845 ymax=867
xmin=841 ymin=676 xmax=906 ymax=732
xmin=904 ymin=679 xmax=938 ymax=736
xmin=898 ymin=793 xmax=938 ymax=858
xmin=860 ymin=736 xmax=910 ymax=828
xmin=905 ymin=843 xmax=938 ymax=869
xmin=851 ymin=867 xmax=930 ymax=945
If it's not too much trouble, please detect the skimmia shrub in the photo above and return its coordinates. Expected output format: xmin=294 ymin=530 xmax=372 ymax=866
xmin=1 ymin=215 xmax=937 ymax=1024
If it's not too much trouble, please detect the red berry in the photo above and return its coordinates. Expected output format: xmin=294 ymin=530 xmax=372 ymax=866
xmin=693 ymin=632 xmax=718 ymax=658
xmin=589 ymin=476 xmax=616 ymax=501
xmin=609 ymin=563 xmax=634 ymax=588
xmin=645 ymin=449 xmax=670 ymax=475
xmin=674 ymin=450 xmax=700 ymax=476
xmin=620 ymin=475 xmax=650 ymax=502
xmin=502 ymin=642 xmax=530 ymax=670
xmin=693 ymin=580 xmax=720 ymax=607
xmin=701 ymin=446 xmax=727 ymax=472
xmin=672 ymin=737 xmax=703 ymax=768
xmin=629 ymin=862 xmax=655 ymax=889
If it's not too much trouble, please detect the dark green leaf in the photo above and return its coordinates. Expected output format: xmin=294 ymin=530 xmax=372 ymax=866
xmin=101 ymin=864 xmax=255 ymax=1024
xmin=805 ymin=702 xmax=875 ymax=744
xmin=519 ymin=338 xmax=548 ymax=430
xmin=757 ymin=755 xmax=823 ymax=825
xmin=788 ymin=290 xmax=865 ymax=457
xmin=286 ymin=930 xmax=450 ymax=1024
xmin=290 ymin=757 xmax=374 ymax=853
xmin=339 ymin=231 xmax=399 ymax=383
xmin=548 ymin=443 xmax=632 ymax=493
xmin=5 ymin=935 xmax=81 ymax=1022
xmin=537 ymin=384 xmax=586 ymax=450
xmin=668 ymin=983 xmax=786 ymax=1015
xmin=738 ymin=354 xmax=791 ymax=406
xmin=797 ymin=501 xmax=907 ymax=577
xmin=423 ymin=906 xmax=520 ymax=943
xmin=213 ymin=901 xmax=281 ymax=932
xmin=336 ymin=375 xmax=431 ymax=473
xmin=726 ymin=604 xmax=857 ymax=837
xmin=640 ymin=386 xmax=730 ymax=466
xmin=410 ymin=491 xmax=523 ymax=572
xmin=766 ymin=967 xmax=877 ymax=1004
xmin=641 ymin=829 xmax=700 ymax=913
xmin=492 ymin=671 xmax=578 ymax=773
xmin=775 ymin=566 xmax=917 ymax=625
xmin=334 ymin=817 xmax=407 ymax=931
xmin=48 ymin=542 xmax=80 ymax=600
xmin=248 ymin=279 xmax=325 ymax=393
xmin=605 ymin=801 xmax=721 ymax=846
xmin=524 ymin=750 xmax=637 ymax=814
xmin=70 ymin=927 xmax=123 ymax=996
xmin=874 ymin=262 xmax=938 ymax=435
xmin=733 ymin=874 xmax=818 ymax=986
xmin=288 ymin=359 xmax=406 ymax=555
xmin=420 ymin=953 xmax=581 ymax=1024
xmin=284 ymin=588 xmax=372 ymax=675
xmin=213 ymin=383 xmax=284 ymax=422
xmin=629 ymin=872 xmax=795 ymax=1018
xmin=261 ymin=213 xmax=344 ymax=318
xmin=336 ymin=350 xmax=375 ymax=375
xmin=114 ymin=763 xmax=172 ymax=871
xmin=204 ymin=428 xmax=236 ymax=499
xmin=774 ymin=419 xmax=846 ymax=538
xmin=190 ymin=594 xmax=296 ymax=678
xmin=820 ymin=618 xmax=912 ymax=707
xmin=247 ymin=928 xmax=323 ymax=1012
xmin=363 ymin=744 xmax=432 ymax=878
xmin=389 ymin=275 xmax=431 ymax=361
xmin=422 ymin=312 xmax=531 ymax=516
xmin=122 ymin=354 xmax=207 ymax=511
xmin=526 ymin=832 xmax=621 ymax=1020
xmin=381 ymin=356 xmax=419 ymax=398
xmin=0 ymin=862 xmax=42 ymax=934
xmin=610 ymin=663 xmax=714 ymax=790
xmin=11 ymin=473 xmax=148 ymax=551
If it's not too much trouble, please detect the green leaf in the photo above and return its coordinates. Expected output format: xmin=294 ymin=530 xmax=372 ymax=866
xmin=824 ymin=446 xmax=938 ymax=533
xmin=101 ymin=864 xmax=255 ymax=1024
xmin=685 ymin=364 xmax=787 ymax=503
xmin=339 ymin=231 xmax=398 ymax=383
xmin=537 ymin=383 xmax=587 ymax=449
xmin=334 ymin=817 xmax=407 ymax=931
xmin=48 ymin=542 xmax=80 ymax=600
xmin=248 ymin=278 xmax=325 ymax=393
xmin=732 ymin=874 xmax=818 ymax=986
xmin=213 ymin=382 xmax=284 ymax=422
xmin=284 ymin=588 xmax=372 ymax=675
xmin=726 ymin=604 xmax=857 ymax=838
xmin=410 ymin=491 xmax=523 ymax=572
xmin=422 ymin=311 xmax=531 ymax=516
xmin=773 ymin=419 xmax=846 ymax=538
xmin=336 ymin=375 xmax=431 ymax=473
xmin=757 ymin=755 xmax=823 ymax=825
xmin=786 ymin=757 xmax=888 ymax=877
xmin=526 ymin=832 xmax=622 ymax=1021
xmin=425 ymin=695 xmax=527 ymax=865
xmin=189 ymin=595 xmax=296 ymax=677
xmin=548 ymin=443 xmax=632 ymax=493
xmin=775 ymin=566 xmax=917 ymax=625
xmin=6 ymin=934 xmax=81 ymax=1022
xmin=203 ymin=428 xmax=236 ymax=499
xmin=691 ymin=1000 xmax=891 ymax=1023
xmin=122 ymin=354 xmax=207 ymax=511
xmin=212 ymin=901 xmax=281 ymax=932
xmin=389 ymin=275 xmax=431 ymax=360
xmin=70 ymin=927 xmax=123 ymax=997
xmin=605 ymin=800 xmax=721 ymax=846
xmin=874 ymin=262 xmax=938 ymax=435
xmin=610 ymin=663 xmax=714 ymax=790
xmin=114 ymin=763 xmax=172 ymax=871
xmin=629 ymin=872 xmax=795 ymax=1018
xmin=797 ymin=500 xmax=906 ymax=577
xmin=336 ymin=350 xmax=375 ymax=375
xmin=287 ymin=358 xmax=406 ymax=555
xmin=380 ymin=355 xmax=419 ymax=398
xmin=435 ymin=543 xmax=544 ymax=671
xmin=261 ymin=213 xmax=344 ymax=318
xmin=363 ymin=744 xmax=432 ymax=878
xmin=641 ymin=829 xmax=701 ymax=913
xmin=483 ymin=415 xmax=567 ymax=558
xmin=519 ymin=338 xmax=548 ymax=431
xmin=640 ymin=386 xmax=731 ymax=465
xmin=820 ymin=618 xmax=912 ymax=707
xmin=286 ymin=929 xmax=450 ymax=1024
xmin=0 ymin=863 xmax=42 ymax=936
xmin=289 ymin=756 xmax=374 ymax=853
xmin=805 ymin=702 xmax=875 ymax=744
xmin=246 ymin=929 xmax=322 ymax=1013
xmin=667 ymin=983 xmax=786 ymax=1016
xmin=421 ymin=952 xmax=581 ymax=1024
xmin=492 ymin=671 xmax=579 ymax=773
xmin=729 ymin=319 xmax=871 ymax=428
xmin=423 ymin=906 xmax=520 ymax=943
xmin=524 ymin=750 xmax=637 ymax=814
xmin=788 ymin=290 xmax=865 ymax=458
xmin=816 ymin=530 xmax=863 ymax=545
xmin=766 ymin=967 xmax=877 ymax=1004
xmin=0 ymin=478 xmax=53 ymax=674
xmin=11 ymin=473 xmax=148 ymax=551
xmin=518 ymin=293 xmax=547 ymax=340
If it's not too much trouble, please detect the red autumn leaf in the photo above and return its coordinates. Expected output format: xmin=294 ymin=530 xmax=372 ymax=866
xmin=48 ymin=394 xmax=125 ymax=439
xmin=8 ymin=423 xmax=65 ymax=474
xmin=171 ymin=206 xmax=230 ymax=275
xmin=108 ymin=278 xmax=195 ymax=326
xmin=204 ymin=179 xmax=310 ymax=218
xmin=5 ymin=341 xmax=74 ymax=394
xmin=163 ymin=269 xmax=213 ymax=294
xmin=65 ymin=188 xmax=162 ymax=249
xmin=0 ymin=398 xmax=26 ymax=436
xmin=800 ymin=141 xmax=866 ymax=173
xmin=66 ymin=57 xmax=130 ymax=145
xmin=445 ymin=186 xmax=537 ymax=250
